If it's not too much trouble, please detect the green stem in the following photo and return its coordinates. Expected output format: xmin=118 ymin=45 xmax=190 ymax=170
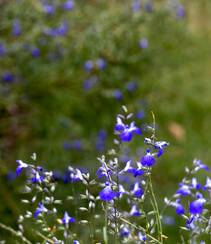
xmin=0 ymin=222 xmax=32 ymax=244
xmin=149 ymin=175 xmax=163 ymax=243
xmin=103 ymin=203 xmax=108 ymax=244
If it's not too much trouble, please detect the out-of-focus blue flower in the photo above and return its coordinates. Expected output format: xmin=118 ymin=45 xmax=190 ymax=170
xmin=162 ymin=215 xmax=175 ymax=225
xmin=176 ymin=184 xmax=191 ymax=196
xmin=189 ymin=198 xmax=206 ymax=215
xmin=31 ymin=170 xmax=45 ymax=184
xmin=96 ymin=129 xmax=107 ymax=151
xmin=139 ymin=38 xmax=148 ymax=49
xmin=126 ymin=81 xmax=137 ymax=92
xmin=2 ymin=72 xmax=15 ymax=83
xmin=43 ymin=4 xmax=55 ymax=14
xmin=99 ymin=183 xmax=116 ymax=201
xmin=205 ymin=177 xmax=211 ymax=189
xmin=62 ymin=212 xmax=75 ymax=225
xmin=145 ymin=2 xmax=153 ymax=12
xmin=73 ymin=241 xmax=80 ymax=244
xmin=31 ymin=47 xmax=40 ymax=57
xmin=114 ymin=89 xmax=123 ymax=101
xmin=193 ymin=159 xmax=209 ymax=172
xmin=0 ymin=43 xmax=6 ymax=57
xmin=141 ymin=149 xmax=156 ymax=167
xmin=130 ymin=205 xmax=141 ymax=217
xmin=83 ymin=76 xmax=98 ymax=91
xmin=63 ymin=141 xmax=71 ymax=150
xmin=136 ymin=110 xmax=145 ymax=120
xmin=96 ymin=58 xmax=106 ymax=70
xmin=84 ymin=60 xmax=94 ymax=71
xmin=120 ymin=160 xmax=136 ymax=175
xmin=34 ymin=202 xmax=48 ymax=218
xmin=170 ymin=199 xmax=185 ymax=215
xmin=16 ymin=160 xmax=28 ymax=176
xmin=12 ymin=20 xmax=21 ymax=36
xmin=132 ymin=182 xmax=144 ymax=198
xmin=138 ymin=232 xmax=147 ymax=242
xmin=131 ymin=0 xmax=141 ymax=12
xmin=120 ymin=226 xmax=130 ymax=237
xmin=191 ymin=178 xmax=201 ymax=190
xmin=176 ymin=5 xmax=185 ymax=18
xmin=57 ymin=22 xmax=69 ymax=36
xmin=62 ymin=0 xmax=74 ymax=11
xmin=7 ymin=171 xmax=17 ymax=181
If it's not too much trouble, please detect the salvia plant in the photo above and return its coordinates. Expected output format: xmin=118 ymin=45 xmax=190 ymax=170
xmin=0 ymin=106 xmax=210 ymax=243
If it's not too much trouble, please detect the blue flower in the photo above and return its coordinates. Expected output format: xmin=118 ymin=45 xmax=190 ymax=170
xmin=141 ymin=149 xmax=156 ymax=167
xmin=115 ymin=117 xmax=125 ymax=131
xmin=16 ymin=160 xmax=28 ymax=176
xmin=186 ymin=216 xmax=196 ymax=230
xmin=12 ymin=20 xmax=21 ymax=36
xmin=120 ymin=160 xmax=136 ymax=175
xmin=114 ymin=90 xmax=123 ymax=101
xmin=131 ymin=0 xmax=141 ymax=12
xmin=120 ymin=122 xmax=141 ymax=142
xmin=43 ymin=4 xmax=55 ymax=14
xmin=145 ymin=2 xmax=153 ymax=13
xmin=139 ymin=38 xmax=148 ymax=49
xmin=120 ymin=226 xmax=130 ymax=237
xmin=204 ymin=177 xmax=211 ymax=189
xmin=189 ymin=198 xmax=206 ymax=215
xmin=132 ymin=182 xmax=144 ymax=198
xmin=99 ymin=183 xmax=116 ymax=201
xmin=170 ymin=199 xmax=184 ymax=215
xmin=31 ymin=170 xmax=44 ymax=184
xmin=138 ymin=232 xmax=147 ymax=242
xmin=176 ymin=184 xmax=191 ymax=196
xmin=2 ymin=72 xmax=14 ymax=83
xmin=193 ymin=159 xmax=209 ymax=172
xmin=31 ymin=47 xmax=40 ymax=57
xmin=34 ymin=202 xmax=48 ymax=218
xmin=62 ymin=0 xmax=74 ymax=11
xmin=73 ymin=241 xmax=80 ymax=244
xmin=126 ymin=81 xmax=137 ymax=92
xmin=191 ymin=178 xmax=201 ymax=190
xmin=84 ymin=60 xmax=94 ymax=71
xmin=0 ymin=43 xmax=6 ymax=57
xmin=130 ymin=205 xmax=141 ymax=217
xmin=96 ymin=58 xmax=106 ymax=70
xmin=62 ymin=212 xmax=75 ymax=225
xmin=176 ymin=5 xmax=185 ymax=18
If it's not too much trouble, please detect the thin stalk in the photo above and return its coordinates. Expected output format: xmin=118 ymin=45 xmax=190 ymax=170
xmin=0 ymin=222 xmax=32 ymax=244
xmin=149 ymin=175 xmax=163 ymax=243
xmin=103 ymin=203 xmax=108 ymax=244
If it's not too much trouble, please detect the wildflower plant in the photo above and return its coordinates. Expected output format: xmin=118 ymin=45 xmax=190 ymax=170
xmin=0 ymin=106 xmax=210 ymax=243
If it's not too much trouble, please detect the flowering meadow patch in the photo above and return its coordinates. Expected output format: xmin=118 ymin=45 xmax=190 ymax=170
xmin=0 ymin=106 xmax=210 ymax=243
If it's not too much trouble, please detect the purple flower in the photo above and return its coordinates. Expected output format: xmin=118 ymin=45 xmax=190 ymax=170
xmin=31 ymin=47 xmax=40 ymax=57
xmin=12 ymin=20 xmax=21 ymax=36
xmin=62 ymin=0 xmax=74 ymax=11
xmin=131 ymin=0 xmax=141 ymax=12
xmin=83 ymin=76 xmax=98 ymax=91
xmin=31 ymin=170 xmax=44 ymax=184
xmin=84 ymin=60 xmax=94 ymax=71
xmin=176 ymin=5 xmax=185 ymax=18
xmin=189 ymin=198 xmax=206 ymax=215
xmin=62 ymin=212 xmax=75 ymax=225
xmin=139 ymin=38 xmax=148 ymax=49
xmin=120 ymin=122 xmax=141 ymax=142
xmin=114 ymin=90 xmax=123 ymax=101
xmin=138 ymin=232 xmax=147 ymax=242
xmin=193 ymin=159 xmax=209 ymax=172
xmin=16 ymin=160 xmax=28 ymax=176
xmin=96 ymin=58 xmax=106 ymax=70
xmin=120 ymin=226 xmax=130 ymax=237
xmin=132 ymin=182 xmax=144 ymax=198
xmin=43 ymin=4 xmax=55 ymax=14
xmin=34 ymin=202 xmax=48 ymax=218
xmin=126 ymin=81 xmax=137 ymax=92
xmin=176 ymin=184 xmax=191 ymax=196
xmin=0 ymin=43 xmax=6 ymax=57
xmin=145 ymin=2 xmax=153 ymax=13
xmin=141 ymin=149 xmax=156 ymax=167
xmin=120 ymin=161 xmax=136 ymax=175
xmin=2 ymin=72 xmax=14 ymax=83
xmin=170 ymin=200 xmax=185 ymax=215
xmin=130 ymin=205 xmax=141 ymax=217
xmin=99 ymin=183 xmax=116 ymax=201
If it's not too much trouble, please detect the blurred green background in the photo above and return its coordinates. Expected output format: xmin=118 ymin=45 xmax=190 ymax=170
xmin=0 ymin=0 xmax=211 ymax=242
